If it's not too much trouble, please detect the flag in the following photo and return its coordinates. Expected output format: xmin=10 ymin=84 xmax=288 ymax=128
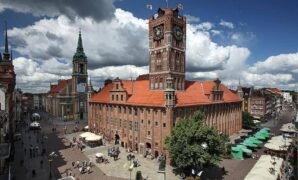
xmin=146 ymin=4 xmax=153 ymax=10
xmin=178 ymin=3 xmax=183 ymax=10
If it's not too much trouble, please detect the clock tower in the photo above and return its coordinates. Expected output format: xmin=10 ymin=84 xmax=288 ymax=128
xmin=148 ymin=8 xmax=186 ymax=90
xmin=72 ymin=31 xmax=88 ymax=120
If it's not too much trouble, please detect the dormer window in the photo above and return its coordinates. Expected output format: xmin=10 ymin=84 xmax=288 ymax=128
xmin=116 ymin=84 xmax=119 ymax=89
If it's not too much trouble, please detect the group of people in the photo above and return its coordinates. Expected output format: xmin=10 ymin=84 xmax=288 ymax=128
xmin=70 ymin=137 xmax=85 ymax=152
xmin=72 ymin=160 xmax=93 ymax=174
xmin=107 ymin=146 xmax=120 ymax=160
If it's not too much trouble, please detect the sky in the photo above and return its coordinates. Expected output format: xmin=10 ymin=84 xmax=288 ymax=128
xmin=0 ymin=0 xmax=298 ymax=93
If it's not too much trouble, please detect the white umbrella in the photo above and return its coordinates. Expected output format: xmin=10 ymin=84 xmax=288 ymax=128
xmin=85 ymin=134 xmax=102 ymax=141
xmin=84 ymin=126 xmax=89 ymax=129
xmin=79 ymin=132 xmax=93 ymax=138
xmin=95 ymin=153 xmax=104 ymax=158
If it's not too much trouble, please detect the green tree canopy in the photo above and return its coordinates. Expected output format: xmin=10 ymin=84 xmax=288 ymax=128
xmin=165 ymin=111 xmax=225 ymax=174
xmin=242 ymin=112 xmax=256 ymax=129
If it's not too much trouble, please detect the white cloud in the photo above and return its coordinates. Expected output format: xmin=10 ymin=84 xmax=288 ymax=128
xmin=219 ymin=19 xmax=234 ymax=29
xmin=9 ymin=7 xmax=298 ymax=92
xmin=248 ymin=52 xmax=298 ymax=74
xmin=185 ymin=14 xmax=200 ymax=23
xmin=230 ymin=32 xmax=256 ymax=46
xmin=196 ymin=22 xmax=214 ymax=31
xmin=242 ymin=72 xmax=293 ymax=87
xmin=211 ymin=30 xmax=221 ymax=36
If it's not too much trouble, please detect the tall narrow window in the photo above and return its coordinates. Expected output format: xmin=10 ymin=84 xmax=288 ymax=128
xmin=79 ymin=64 xmax=84 ymax=73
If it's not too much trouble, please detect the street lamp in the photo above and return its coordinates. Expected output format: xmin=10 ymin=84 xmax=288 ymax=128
xmin=128 ymin=163 xmax=133 ymax=180
xmin=48 ymin=158 xmax=53 ymax=179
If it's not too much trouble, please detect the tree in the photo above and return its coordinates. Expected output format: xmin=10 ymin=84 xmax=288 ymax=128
xmin=165 ymin=111 xmax=225 ymax=176
xmin=242 ymin=112 xmax=256 ymax=129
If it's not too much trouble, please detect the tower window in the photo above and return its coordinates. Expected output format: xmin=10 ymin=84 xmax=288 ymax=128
xmin=79 ymin=64 xmax=84 ymax=73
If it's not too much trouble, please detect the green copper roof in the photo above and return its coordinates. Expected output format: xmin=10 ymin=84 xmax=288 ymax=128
xmin=73 ymin=31 xmax=87 ymax=60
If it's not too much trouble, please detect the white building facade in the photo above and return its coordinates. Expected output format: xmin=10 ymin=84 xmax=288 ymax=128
xmin=282 ymin=92 xmax=292 ymax=103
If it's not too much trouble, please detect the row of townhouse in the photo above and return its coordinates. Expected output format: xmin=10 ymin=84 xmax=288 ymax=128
xmin=237 ymin=87 xmax=283 ymax=121
xmin=0 ymin=24 xmax=17 ymax=178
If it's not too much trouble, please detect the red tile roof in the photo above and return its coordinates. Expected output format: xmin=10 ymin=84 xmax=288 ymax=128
xmin=48 ymin=79 xmax=72 ymax=97
xmin=91 ymin=79 xmax=241 ymax=107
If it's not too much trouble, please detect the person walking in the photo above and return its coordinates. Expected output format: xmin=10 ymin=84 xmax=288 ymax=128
xmin=76 ymin=160 xmax=80 ymax=168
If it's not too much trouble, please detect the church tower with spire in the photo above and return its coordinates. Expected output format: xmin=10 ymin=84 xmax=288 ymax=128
xmin=72 ymin=31 xmax=88 ymax=120
xmin=0 ymin=21 xmax=15 ymax=93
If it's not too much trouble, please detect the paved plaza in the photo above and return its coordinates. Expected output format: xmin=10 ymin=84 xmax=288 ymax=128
xmin=65 ymin=132 xmax=178 ymax=180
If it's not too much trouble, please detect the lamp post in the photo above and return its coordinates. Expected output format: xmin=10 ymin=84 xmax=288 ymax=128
xmin=128 ymin=157 xmax=133 ymax=180
xmin=48 ymin=158 xmax=53 ymax=179
xmin=158 ymin=154 xmax=166 ymax=180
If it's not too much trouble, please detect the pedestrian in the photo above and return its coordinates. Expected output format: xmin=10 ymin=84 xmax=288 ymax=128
xmin=29 ymin=148 xmax=32 ymax=158
xmin=32 ymin=169 xmax=36 ymax=177
xmin=76 ymin=160 xmax=80 ymax=168
xmin=40 ymin=160 xmax=43 ymax=168
xmin=72 ymin=161 xmax=75 ymax=168
xmin=24 ymin=148 xmax=27 ymax=154
xmin=86 ymin=166 xmax=91 ymax=174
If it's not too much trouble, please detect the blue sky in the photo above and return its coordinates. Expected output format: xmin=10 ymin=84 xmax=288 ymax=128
xmin=0 ymin=0 xmax=298 ymax=92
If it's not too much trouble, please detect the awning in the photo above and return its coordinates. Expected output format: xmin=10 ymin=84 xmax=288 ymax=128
xmin=247 ymin=137 xmax=263 ymax=144
xmin=280 ymin=123 xmax=297 ymax=133
xmin=237 ymin=145 xmax=252 ymax=155
xmin=264 ymin=135 xmax=292 ymax=151
xmin=244 ymin=155 xmax=283 ymax=180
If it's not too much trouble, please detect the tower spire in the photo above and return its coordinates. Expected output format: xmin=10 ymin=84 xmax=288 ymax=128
xmin=4 ymin=21 xmax=8 ymax=53
xmin=3 ymin=21 xmax=10 ymax=60
xmin=73 ymin=30 xmax=86 ymax=59
xmin=77 ymin=30 xmax=84 ymax=53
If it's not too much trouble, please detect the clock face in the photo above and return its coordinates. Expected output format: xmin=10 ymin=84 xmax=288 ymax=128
xmin=153 ymin=25 xmax=164 ymax=41
xmin=173 ymin=25 xmax=183 ymax=41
